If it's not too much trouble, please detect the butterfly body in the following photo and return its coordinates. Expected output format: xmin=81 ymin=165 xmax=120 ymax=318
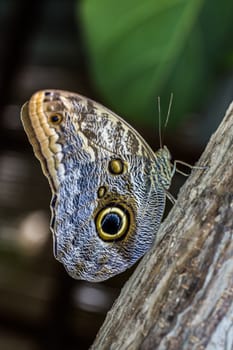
xmin=21 ymin=90 xmax=172 ymax=282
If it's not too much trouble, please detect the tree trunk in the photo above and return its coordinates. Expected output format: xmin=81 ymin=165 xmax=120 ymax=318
xmin=91 ymin=102 xmax=233 ymax=350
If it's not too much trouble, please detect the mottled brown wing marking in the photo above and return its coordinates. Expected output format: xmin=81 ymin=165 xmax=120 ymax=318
xmin=126 ymin=129 xmax=140 ymax=154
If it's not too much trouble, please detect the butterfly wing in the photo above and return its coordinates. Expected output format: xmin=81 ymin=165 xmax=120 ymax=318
xmin=21 ymin=90 xmax=171 ymax=281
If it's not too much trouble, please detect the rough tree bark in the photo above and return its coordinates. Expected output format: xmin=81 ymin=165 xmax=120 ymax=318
xmin=91 ymin=102 xmax=233 ymax=350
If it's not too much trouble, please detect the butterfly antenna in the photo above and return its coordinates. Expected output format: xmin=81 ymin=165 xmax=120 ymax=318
xmin=158 ymin=96 xmax=162 ymax=148
xmin=164 ymin=93 xmax=173 ymax=129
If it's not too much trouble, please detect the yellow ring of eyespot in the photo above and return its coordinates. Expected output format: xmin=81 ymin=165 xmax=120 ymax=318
xmin=95 ymin=206 xmax=129 ymax=241
xmin=48 ymin=113 xmax=63 ymax=125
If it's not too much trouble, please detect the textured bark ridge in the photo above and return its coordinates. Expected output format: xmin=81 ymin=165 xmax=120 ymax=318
xmin=91 ymin=102 xmax=233 ymax=350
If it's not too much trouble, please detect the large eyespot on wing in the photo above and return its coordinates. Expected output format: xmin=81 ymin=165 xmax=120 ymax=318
xmin=95 ymin=204 xmax=130 ymax=241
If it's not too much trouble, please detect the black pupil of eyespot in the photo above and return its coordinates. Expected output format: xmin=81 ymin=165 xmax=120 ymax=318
xmin=101 ymin=213 xmax=122 ymax=235
xmin=51 ymin=115 xmax=59 ymax=122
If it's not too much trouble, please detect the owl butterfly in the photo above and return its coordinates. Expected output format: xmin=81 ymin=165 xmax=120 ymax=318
xmin=21 ymin=90 xmax=173 ymax=282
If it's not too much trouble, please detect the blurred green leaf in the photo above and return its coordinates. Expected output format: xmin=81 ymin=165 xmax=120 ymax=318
xmin=79 ymin=0 xmax=233 ymax=128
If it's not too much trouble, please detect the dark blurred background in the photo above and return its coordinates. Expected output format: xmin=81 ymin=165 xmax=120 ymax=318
xmin=0 ymin=1 xmax=232 ymax=349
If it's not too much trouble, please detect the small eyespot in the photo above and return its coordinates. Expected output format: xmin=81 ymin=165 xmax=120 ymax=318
xmin=95 ymin=205 xmax=129 ymax=241
xmin=108 ymin=159 xmax=125 ymax=175
xmin=97 ymin=186 xmax=107 ymax=198
xmin=48 ymin=113 xmax=63 ymax=125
